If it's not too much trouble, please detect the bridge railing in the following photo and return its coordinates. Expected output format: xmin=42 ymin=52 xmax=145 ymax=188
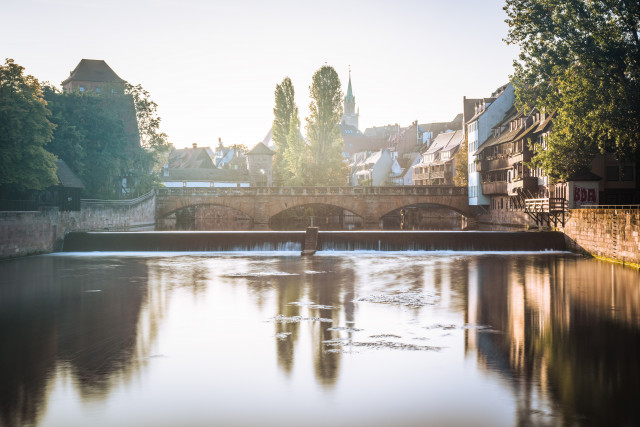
xmin=155 ymin=186 xmax=468 ymax=197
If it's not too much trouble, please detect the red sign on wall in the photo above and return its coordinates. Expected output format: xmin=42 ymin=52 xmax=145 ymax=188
xmin=574 ymin=185 xmax=597 ymax=205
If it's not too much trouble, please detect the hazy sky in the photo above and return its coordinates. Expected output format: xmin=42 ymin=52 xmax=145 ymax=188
xmin=3 ymin=0 xmax=518 ymax=149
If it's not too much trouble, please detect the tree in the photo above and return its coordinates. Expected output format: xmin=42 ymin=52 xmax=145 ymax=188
xmin=125 ymin=83 xmax=172 ymax=194
xmin=454 ymin=134 xmax=468 ymax=187
xmin=504 ymin=0 xmax=640 ymax=180
xmin=44 ymin=83 xmax=170 ymax=198
xmin=305 ymin=65 xmax=346 ymax=186
xmin=0 ymin=59 xmax=57 ymax=190
xmin=272 ymin=77 xmax=298 ymax=185
xmin=44 ymin=88 xmax=130 ymax=198
xmin=283 ymin=118 xmax=308 ymax=186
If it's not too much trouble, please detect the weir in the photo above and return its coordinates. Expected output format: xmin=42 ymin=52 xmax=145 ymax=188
xmin=62 ymin=230 xmax=567 ymax=252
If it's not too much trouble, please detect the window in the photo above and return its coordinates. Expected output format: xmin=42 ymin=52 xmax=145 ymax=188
xmin=622 ymin=165 xmax=634 ymax=181
xmin=95 ymin=87 xmax=101 ymax=93
xmin=606 ymin=166 xmax=619 ymax=181
xmin=79 ymin=86 xmax=84 ymax=92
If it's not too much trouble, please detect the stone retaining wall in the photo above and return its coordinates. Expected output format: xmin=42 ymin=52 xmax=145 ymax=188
xmin=560 ymin=208 xmax=640 ymax=266
xmin=478 ymin=209 xmax=534 ymax=228
xmin=0 ymin=192 xmax=155 ymax=259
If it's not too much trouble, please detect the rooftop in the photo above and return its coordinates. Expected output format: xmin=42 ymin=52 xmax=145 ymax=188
xmin=61 ymin=59 xmax=126 ymax=85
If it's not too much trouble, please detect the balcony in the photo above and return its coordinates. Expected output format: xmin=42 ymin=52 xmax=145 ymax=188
xmin=481 ymin=181 xmax=508 ymax=195
xmin=413 ymin=171 xmax=429 ymax=181
xmin=508 ymin=177 xmax=539 ymax=195
xmin=477 ymin=157 xmax=510 ymax=172
xmin=508 ymin=151 xmax=532 ymax=166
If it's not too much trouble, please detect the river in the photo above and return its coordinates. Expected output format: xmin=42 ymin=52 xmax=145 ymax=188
xmin=1 ymin=250 xmax=639 ymax=426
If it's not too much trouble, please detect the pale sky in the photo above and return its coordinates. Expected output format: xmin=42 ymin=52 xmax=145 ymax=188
xmin=3 ymin=0 xmax=518 ymax=149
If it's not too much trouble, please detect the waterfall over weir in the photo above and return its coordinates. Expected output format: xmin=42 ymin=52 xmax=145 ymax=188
xmin=62 ymin=231 xmax=567 ymax=252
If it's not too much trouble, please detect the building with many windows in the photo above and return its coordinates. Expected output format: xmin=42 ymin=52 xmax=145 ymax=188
xmin=413 ymin=130 xmax=464 ymax=186
xmin=465 ymin=83 xmax=515 ymax=207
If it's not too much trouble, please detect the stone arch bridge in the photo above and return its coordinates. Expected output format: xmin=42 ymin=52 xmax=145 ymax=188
xmin=155 ymin=186 xmax=472 ymax=229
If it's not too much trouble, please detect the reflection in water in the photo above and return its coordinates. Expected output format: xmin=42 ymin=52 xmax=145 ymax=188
xmin=0 ymin=256 xmax=150 ymax=427
xmin=0 ymin=252 xmax=638 ymax=426
xmin=469 ymin=256 xmax=640 ymax=426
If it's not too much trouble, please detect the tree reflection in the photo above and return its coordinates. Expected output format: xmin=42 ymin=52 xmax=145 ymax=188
xmin=268 ymin=257 xmax=356 ymax=386
xmin=0 ymin=257 xmax=58 ymax=427
xmin=0 ymin=256 xmax=151 ymax=425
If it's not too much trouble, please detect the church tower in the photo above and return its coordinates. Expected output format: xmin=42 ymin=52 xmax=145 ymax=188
xmin=341 ymin=68 xmax=359 ymax=130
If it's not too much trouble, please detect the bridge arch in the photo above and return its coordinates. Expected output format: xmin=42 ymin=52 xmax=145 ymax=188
xmin=379 ymin=202 xmax=466 ymax=230
xmin=379 ymin=202 xmax=469 ymax=220
xmin=157 ymin=202 xmax=255 ymax=230
xmin=268 ymin=202 xmax=364 ymax=230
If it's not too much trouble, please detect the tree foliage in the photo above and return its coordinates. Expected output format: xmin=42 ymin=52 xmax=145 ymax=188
xmin=283 ymin=118 xmax=308 ymax=186
xmin=305 ymin=65 xmax=346 ymax=186
xmin=272 ymin=77 xmax=298 ymax=184
xmin=504 ymin=0 xmax=640 ymax=180
xmin=454 ymin=133 xmax=468 ymax=187
xmin=44 ymin=88 xmax=131 ymax=198
xmin=0 ymin=59 xmax=57 ymax=190
xmin=44 ymin=83 xmax=170 ymax=199
xmin=125 ymin=83 xmax=172 ymax=193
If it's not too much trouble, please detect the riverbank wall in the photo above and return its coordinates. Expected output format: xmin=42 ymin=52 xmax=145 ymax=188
xmin=559 ymin=207 xmax=640 ymax=267
xmin=479 ymin=205 xmax=640 ymax=267
xmin=0 ymin=192 xmax=155 ymax=259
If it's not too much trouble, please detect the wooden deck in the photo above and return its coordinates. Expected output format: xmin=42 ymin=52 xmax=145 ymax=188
xmin=524 ymin=197 xmax=567 ymax=227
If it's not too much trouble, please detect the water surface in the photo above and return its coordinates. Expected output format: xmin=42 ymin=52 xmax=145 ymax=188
xmin=1 ymin=252 xmax=639 ymax=426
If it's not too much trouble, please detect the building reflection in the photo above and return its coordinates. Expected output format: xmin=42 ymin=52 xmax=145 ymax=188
xmin=467 ymin=255 xmax=640 ymax=425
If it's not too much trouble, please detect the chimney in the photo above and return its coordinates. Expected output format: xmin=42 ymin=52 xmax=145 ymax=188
xmin=192 ymin=143 xmax=197 ymax=149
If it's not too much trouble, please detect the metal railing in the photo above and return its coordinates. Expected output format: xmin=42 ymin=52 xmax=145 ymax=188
xmin=579 ymin=204 xmax=640 ymax=210
xmin=0 ymin=200 xmax=39 ymax=212
xmin=81 ymin=191 xmax=155 ymax=207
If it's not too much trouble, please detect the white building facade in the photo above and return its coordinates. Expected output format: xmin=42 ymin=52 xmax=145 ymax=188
xmin=466 ymin=84 xmax=515 ymax=206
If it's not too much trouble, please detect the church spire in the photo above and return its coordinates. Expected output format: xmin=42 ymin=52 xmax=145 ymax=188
xmin=341 ymin=66 xmax=359 ymax=130
xmin=345 ymin=66 xmax=355 ymax=103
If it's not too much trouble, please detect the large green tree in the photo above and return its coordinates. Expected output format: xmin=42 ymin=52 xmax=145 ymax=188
xmin=284 ymin=118 xmax=308 ymax=186
xmin=45 ymin=88 xmax=131 ymax=198
xmin=305 ymin=65 xmax=345 ymax=186
xmin=125 ymin=83 xmax=171 ymax=194
xmin=504 ymin=0 xmax=640 ymax=180
xmin=272 ymin=77 xmax=298 ymax=185
xmin=0 ymin=59 xmax=57 ymax=190
xmin=45 ymin=83 xmax=170 ymax=198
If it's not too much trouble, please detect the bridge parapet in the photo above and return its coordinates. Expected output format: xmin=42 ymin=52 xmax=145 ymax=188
xmin=156 ymin=186 xmax=468 ymax=197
